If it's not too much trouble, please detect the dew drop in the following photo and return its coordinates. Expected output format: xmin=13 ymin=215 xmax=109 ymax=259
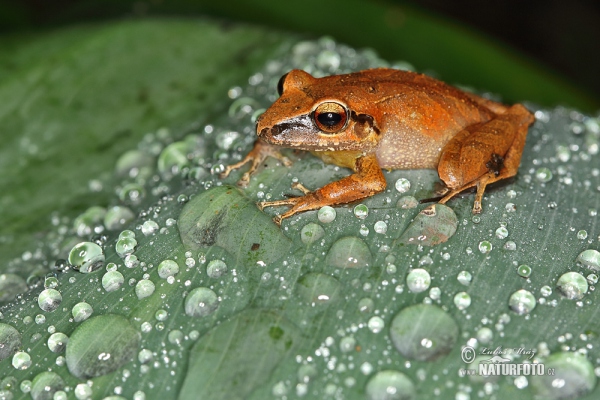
xmin=325 ymin=236 xmax=372 ymax=268
xmin=68 ymin=242 xmax=105 ymax=273
xmin=396 ymin=196 xmax=418 ymax=209
xmin=141 ymin=220 xmax=159 ymax=236
xmin=37 ymin=289 xmax=62 ymax=312
xmin=535 ymin=167 xmax=553 ymax=182
xmin=478 ymin=241 xmax=493 ymax=254
xmin=11 ymin=351 xmax=31 ymax=370
xmin=102 ymin=270 xmax=124 ymax=292
xmin=31 ymin=371 xmax=64 ymax=400
xmin=531 ymin=352 xmax=596 ymax=400
xmin=184 ymin=287 xmax=219 ymax=317
xmin=296 ymin=272 xmax=341 ymax=305
xmin=157 ymin=260 xmax=180 ymax=279
xmin=495 ymin=226 xmax=509 ymax=239
xmin=406 ymin=268 xmax=431 ymax=293
xmin=394 ymin=178 xmax=411 ymax=193
xmin=390 ymin=304 xmax=459 ymax=361
xmin=0 ymin=273 xmax=28 ymax=303
xmin=72 ymin=302 xmax=93 ymax=322
xmin=374 ymin=221 xmax=388 ymax=234
xmin=317 ymin=206 xmax=336 ymax=223
xmin=453 ymin=292 xmax=471 ymax=310
xmin=353 ymin=204 xmax=369 ymax=219
xmin=368 ymin=316 xmax=385 ymax=334
xmin=365 ymin=370 xmax=416 ymax=400
xmin=508 ymin=289 xmax=536 ymax=315
xmin=517 ymin=265 xmax=532 ymax=278
xmin=576 ymin=249 xmax=600 ymax=270
xmin=0 ymin=323 xmax=21 ymax=361
xmin=47 ymin=332 xmax=69 ymax=353
xmin=556 ymin=272 xmax=588 ymax=300
xmin=300 ymin=223 xmax=325 ymax=244
xmin=206 ymin=260 xmax=228 ymax=278
xmin=104 ymin=206 xmax=135 ymax=231
xmin=135 ymin=280 xmax=155 ymax=299
xmin=457 ymin=271 xmax=472 ymax=286
xmin=66 ymin=314 xmax=140 ymax=379
xmin=115 ymin=237 xmax=137 ymax=258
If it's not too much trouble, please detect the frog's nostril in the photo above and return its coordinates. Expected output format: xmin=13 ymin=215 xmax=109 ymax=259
xmin=259 ymin=127 xmax=271 ymax=137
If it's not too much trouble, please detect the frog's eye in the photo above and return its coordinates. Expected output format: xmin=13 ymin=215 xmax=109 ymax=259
xmin=277 ymin=73 xmax=289 ymax=96
xmin=313 ymin=102 xmax=348 ymax=133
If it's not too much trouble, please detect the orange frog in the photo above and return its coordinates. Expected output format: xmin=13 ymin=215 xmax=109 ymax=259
xmin=222 ymin=69 xmax=535 ymax=225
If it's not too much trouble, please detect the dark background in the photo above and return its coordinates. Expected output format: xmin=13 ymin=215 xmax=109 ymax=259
xmin=1 ymin=0 xmax=599 ymax=104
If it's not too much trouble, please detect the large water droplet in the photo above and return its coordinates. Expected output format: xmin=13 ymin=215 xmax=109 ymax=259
xmin=365 ymin=370 xmax=416 ymax=400
xmin=72 ymin=302 xmax=93 ymax=322
xmin=184 ymin=287 xmax=219 ymax=317
xmin=68 ymin=242 xmax=105 ymax=273
xmin=47 ymin=332 xmax=68 ymax=353
xmin=66 ymin=314 xmax=140 ymax=379
xmin=396 ymin=204 xmax=458 ymax=246
xmin=318 ymin=206 xmax=336 ymax=223
xmin=531 ymin=352 xmax=596 ymax=400
xmin=37 ymin=289 xmax=62 ymax=312
xmin=31 ymin=372 xmax=64 ymax=400
xmin=389 ymin=304 xmax=459 ymax=361
xmin=556 ymin=272 xmax=588 ymax=300
xmin=508 ymin=289 xmax=536 ymax=315
xmin=394 ymin=178 xmax=411 ymax=193
xmin=296 ymin=272 xmax=341 ymax=305
xmin=325 ymin=236 xmax=372 ymax=268
xmin=0 ymin=323 xmax=21 ymax=361
xmin=577 ymin=249 xmax=600 ymax=270
xmin=206 ymin=259 xmax=228 ymax=278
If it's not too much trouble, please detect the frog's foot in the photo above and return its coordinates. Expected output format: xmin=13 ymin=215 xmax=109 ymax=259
xmin=220 ymin=141 xmax=291 ymax=187
xmin=438 ymin=171 xmax=495 ymax=214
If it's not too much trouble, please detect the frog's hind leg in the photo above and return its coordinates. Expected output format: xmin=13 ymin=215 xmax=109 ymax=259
xmin=437 ymin=104 xmax=534 ymax=213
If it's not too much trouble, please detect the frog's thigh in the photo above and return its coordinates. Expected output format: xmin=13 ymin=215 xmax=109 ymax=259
xmin=438 ymin=104 xmax=533 ymax=191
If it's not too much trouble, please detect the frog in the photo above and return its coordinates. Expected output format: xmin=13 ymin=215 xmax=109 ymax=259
xmin=221 ymin=68 xmax=535 ymax=225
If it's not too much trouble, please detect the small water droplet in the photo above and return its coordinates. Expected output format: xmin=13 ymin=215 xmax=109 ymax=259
xmin=157 ymin=260 xmax=179 ymax=279
xmin=406 ymin=268 xmax=431 ymax=293
xmin=11 ymin=351 xmax=31 ymax=370
xmin=374 ymin=221 xmax=388 ymax=234
xmin=300 ymin=223 xmax=325 ymax=244
xmin=453 ymin=292 xmax=471 ymax=310
xmin=396 ymin=196 xmax=418 ymax=209
xmin=367 ymin=316 xmax=385 ymax=333
xmin=535 ymin=167 xmax=553 ymax=182
xmin=72 ymin=302 xmax=93 ymax=322
xmin=325 ymin=236 xmax=372 ymax=268
xmin=0 ymin=323 xmax=21 ymax=361
xmin=38 ymin=289 xmax=62 ymax=312
xmin=353 ymin=204 xmax=369 ymax=219
xmin=296 ymin=273 xmax=340 ymax=305
xmin=141 ymin=220 xmax=159 ymax=236
xmin=206 ymin=260 xmax=228 ymax=278
xmin=48 ymin=332 xmax=69 ymax=353
xmin=68 ymin=242 xmax=105 ymax=273
xmin=394 ymin=178 xmax=411 ymax=193
xmin=577 ymin=230 xmax=588 ymax=240
xmin=102 ymin=270 xmax=124 ymax=292
xmin=104 ymin=206 xmax=135 ymax=231
xmin=495 ymin=226 xmax=509 ymax=239
xmin=457 ymin=271 xmax=472 ymax=286
xmin=478 ymin=241 xmax=493 ymax=253
xmin=517 ymin=265 xmax=532 ymax=278
xmin=531 ymin=352 xmax=596 ymax=400
xmin=135 ymin=280 xmax=155 ymax=299
xmin=115 ymin=237 xmax=137 ymax=258
xmin=576 ymin=249 xmax=600 ymax=270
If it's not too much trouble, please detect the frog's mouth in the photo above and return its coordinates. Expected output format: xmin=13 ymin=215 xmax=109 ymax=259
xmin=257 ymin=114 xmax=322 ymax=149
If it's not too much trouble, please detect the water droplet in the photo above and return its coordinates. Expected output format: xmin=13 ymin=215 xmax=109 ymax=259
xmin=0 ymin=323 xmax=21 ymax=361
xmin=157 ymin=260 xmax=179 ymax=279
xmin=508 ymin=289 xmax=536 ymax=315
xmin=118 ymin=183 xmax=145 ymax=205
xmin=184 ymin=287 xmax=219 ymax=317
xmin=505 ymin=202 xmax=516 ymax=212
xmin=390 ymin=304 xmax=459 ymax=361
xmin=296 ymin=273 xmax=340 ymax=305
xmin=325 ymin=236 xmax=372 ymax=268
xmin=206 ymin=260 xmax=228 ymax=278
xmin=478 ymin=241 xmax=493 ymax=253
xmin=535 ymin=167 xmax=553 ymax=182
xmin=495 ymin=226 xmax=509 ymax=239
xmin=556 ymin=272 xmax=588 ymax=300
xmin=38 ymin=289 xmax=62 ymax=312
xmin=517 ymin=265 xmax=532 ymax=278
xmin=141 ymin=220 xmax=159 ymax=236
xmin=115 ymin=149 xmax=154 ymax=180
xmin=115 ymin=237 xmax=137 ymax=258
xmin=354 ymin=204 xmax=369 ymax=219
xmin=68 ymin=242 xmax=105 ymax=273
xmin=48 ymin=332 xmax=68 ymax=353
xmin=104 ymin=206 xmax=135 ymax=231
xmin=102 ymin=270 xmax=124 ymax=292
xmin=394 ymin=178 xmax=411 ymax=193
xmin=406 ymin=268 xmax=431 ymax=293
xmin=0 ymin=273 xmax=28 ymax=303
xmin=453 ymin=292 xmax=471 ymax=310
xmin=531 ymin=352 xmax=596 ymax=400
xmin=168 ymin=330 xmax=184 ymax=346
xmin=318 ymin=206 xmax=336 ymax=223
xmin=135 ymin=280 xmax=155 ymax=299
xmin=300 ymin=223 xmax=325 ymax=244
xmin=74 ymin=383 xmax=93 ymax=399
xmin=365 ymin=370 xmax=416 ymax=400
xmin=577 ymin=249 xmax=600 ymax=270
xmin=157 ymin=141 xmax=192 ymax=179
xmin=340 ymin=336 xmax=356 ymax=353
xmin=397 ymin=196 xmax=418 ymax=209
xmin=316 ymin=49 xmax=341 ymax=71
xmin=577 ymin=230 xmax=588 ymax=240
xmin=72 ymin=302 xmax=93 ymax=322
xmin=457 ymin=271 xmax=472 ymax=286
xmin=31 ymin=371 xmax=64 ymax=400
xmin=359 ymin=224 xmax=370 ymax=236
xmin=138 ymin=349 xmax=153 ymax=364
xmin=11 ymin=351 xmax=31 ymax=370
xmin=397 ymin=204 xmax=458 ymax=246
xmin=66 ymin=314 xmax=140 ymax=379
xmin=73 ymin=206 xmax=106 ymax=237
xmin=368 ymin=316 xmax=385 ymax=334
xmin=374 ymin=221 xmax=388 ymax=234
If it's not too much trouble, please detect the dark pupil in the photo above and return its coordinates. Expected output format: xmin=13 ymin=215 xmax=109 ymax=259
xmin=318 ymin=112 xmax=342 ymax=127
xmin=277 ymin=73 xmax=289 ymax=96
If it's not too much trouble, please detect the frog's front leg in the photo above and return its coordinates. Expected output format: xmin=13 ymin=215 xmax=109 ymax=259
xmin=220 ymin=140 xmax=291 ymax=187
xmin=437 ymin=104 xmax=535 ymax=213
xmin=260 ymin=154 xmax=386 ymax=225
